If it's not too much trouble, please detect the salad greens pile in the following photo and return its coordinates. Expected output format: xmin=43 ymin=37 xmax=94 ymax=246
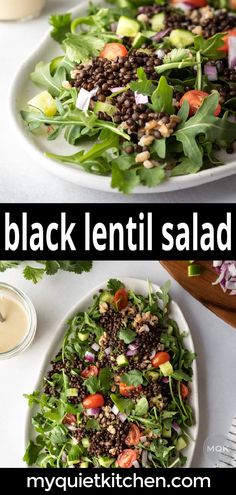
xmin=24 ymin=279 xmax=196 ymax=468
xmin=21 ymin=1 xmax=236 ymax=192
xmin=0 ymin=260 xmax=92 ymax=284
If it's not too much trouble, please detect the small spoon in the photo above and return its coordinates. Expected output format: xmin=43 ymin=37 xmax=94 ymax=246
xmin=0 ymin=311 xmax=5 ymax=323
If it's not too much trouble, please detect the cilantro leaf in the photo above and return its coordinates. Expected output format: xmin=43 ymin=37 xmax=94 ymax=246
xmin=107 ymin=279 xmax=124 ymax=293
xmin=50 ymin=426 xmax=67 ymax=446
xmin=23 ymin=266 xmax=45 ymax=284
xmin=23 ymin=441 xmax=42 ymax=466
xmin=49 ymin=13 xmax=72 ymax=43
xmin=118 ymin=327 xmax=136 ymax=344
xmin=194 ymin=33 xmax=226 ymax=59
xmin=86 ymin=418 xmax=100 ymax=431
xmin=172 ymin=370 xmax=192 ymax=381
xmin=111 ymin=164 xmax=140 ymax=194
xmin=134 ymin=397 xmax=149 ymax=417
xmin=150 ymin=76 xmax=174 ymax=114
xmin=0 ymin=261 xmax=20 ymax=272
xmin=121 ymin=370 xmax=143 ymax=387
xmin=139 ymin=166 xmax=166 ymax=187
xmin=84 ymin=367 xmax=112 ymax=394
xmin=110 ymin=394 xmax=134 ymax=414
xmin=63 ymin=32 xmax=118 ymax=63
xmin=84 ymin=376 xmax=99 ymax=394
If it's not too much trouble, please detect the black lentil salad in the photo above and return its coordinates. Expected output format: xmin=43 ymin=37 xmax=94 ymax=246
xmin=24 ymin=279 xmax=195 ymax=468
xmin=21 ymin=0 xmax=236 ymax=193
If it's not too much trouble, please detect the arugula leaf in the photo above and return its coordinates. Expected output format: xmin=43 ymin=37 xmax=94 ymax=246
xmin=23 ymin=391 xmax=40 ymax=407
xmin=111 ymin=164 xmax=140 ymax=194
xmin=139 ymin=165 xmax=166 ymax=187
xmin=110 ymin=394 xmax=134 ymax=414
xmin=23 ymin=266 xmax=45 ymax=284
xmin=134 ymin=397 xmax=149 ymax=417
xmin=30 ymin=63 xmax=66 ymax=97
xmin=150 ymin=76 xmax=174 ymax=114
xmin=107 ymin=279 xmax=124 ymax=292
xmin=171 ymin=157 xmax=201 ymax=176
xmin=130 ymin=67 xmax=155 ymax=96
xmin=118 ymin=327 xmax=136 ymax=344
xmin=194 ymin=33 xmax=225 ymax=59
xmin=152 ymin=138 xmax=166 ymax=159
xmin=23 ymin=441 xmax=42 ymax=466
xmin=49 ymin=13 xmax=72 ymax=43
xmin=157 ymin=280 xmax=171 ymax=310
xmin=121 ymin=370 xmax=143 ymax=387
xmin=172 ymin=370 xmax=192 ymax=381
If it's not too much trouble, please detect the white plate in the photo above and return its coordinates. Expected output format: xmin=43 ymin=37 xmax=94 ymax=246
xmin=25 ymin=277 xmax=199 ymax=468
xmin=8 ymin=1 xmax=236 ymax=194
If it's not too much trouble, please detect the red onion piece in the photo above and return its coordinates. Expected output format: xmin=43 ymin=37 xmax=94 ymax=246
xmin=66 ymin=425 xmax=77 ymax=432
xmin=91 ymin=342 xmax=100 ymax=352
xmin=110 ymin=87 xmax=125 ymax=93
xmin=118 ymin=412 xmax=127 ymax=423
xmin=140 ymin=435 xmax=147 ymax=443
xmin=86 ymin=407 xmax=101 ymax=416
xmin=76 ymin=87 xmax=98 ymax=111
xmin=141 ymin=449 xmax=148 ymax=466
xmin=126 ymin=349 xmax=138 ymax=356
xmin=135 ymin=92 xmax=148 ymax=105
xmin=84 ymin=351 xmax=95 ymax=362
xmin=152 ymin=28 xmax=170 ymax=42
xmin=128 ymin=342 xmax=139 ymax=351
xmin=228 ymin=36 xmax=236 ymax=69
xmin=162 ymin=377 xmax=169 ymax=383
xmin=132 ymin=460 xmax=140 ymax=468
xmin=155 ymin=49 xmax=165 ymax=59
xmin=105 ymin=346 xmax=112 ymax=355
xmin=172 ymin=421 xmax=181 ymax=434
xmin=204 ymin=63 xmax=218 ymax=81
xmin=212 ymin=261 xmax=236 ymax=295
xmin=61 ymin=452 xmax=67 ymax=463
xmin=112 ymin=405 xmax=119 ymax=415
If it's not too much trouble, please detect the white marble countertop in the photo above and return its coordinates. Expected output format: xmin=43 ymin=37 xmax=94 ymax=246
xmin=0 ymin=0 xmax=236 ymax=203
xmin=0 ymin=260 xmax=236 ymax=467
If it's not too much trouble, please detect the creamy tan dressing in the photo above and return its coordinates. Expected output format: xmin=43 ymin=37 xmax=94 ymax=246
xmin=0 ymin=0 xmax=45 ymax=21
xmin=0 ymin=293 xmax=29 ymax=352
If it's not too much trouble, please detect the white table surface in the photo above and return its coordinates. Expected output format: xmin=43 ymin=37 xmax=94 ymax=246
xmin=0 ymin=260 xmax=236 ymax=467
xmin=0 ymin=0 xmax=236 ymax=203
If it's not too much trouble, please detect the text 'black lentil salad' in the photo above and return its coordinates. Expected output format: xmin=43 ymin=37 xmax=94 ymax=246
xmin=24 ymin=279 xmax=195 ymax=468
xmin=21 ymin=0 xmax=236 ymax=193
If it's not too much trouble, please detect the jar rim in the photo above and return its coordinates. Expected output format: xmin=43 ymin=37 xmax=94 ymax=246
xmin=0 ymin=282 xmax=37 ymax=359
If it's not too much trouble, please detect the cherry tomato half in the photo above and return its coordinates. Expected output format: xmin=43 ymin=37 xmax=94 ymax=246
xmin=218 ymin=29 xmax=236 ymax=52
xmin=151 ymin=351 xmax=170 ymax=368
xmin=81 ymin=365 xmax=99 ymax=379
xmin=99 ymin=43 xmax=128 ymax=61
xmin=82 ymin=393 xmax=105 ymax=409
xmin=179 ymin=90 xmax=221 ymax=116
xmin=119 ymin=383 xmax=142 ymax=397
xmin=62 ymin=413 xmax=77 ymax=425
xmin=180 ymin=383 xmax=189 ymax=400
xmin=117 ymin=449 xmax=137 ymax=468
xmin=171 ymin=0 xmax=207 ymax=6
xmin=125 ymin=424 xmax=141 ymax=446
xmin=113 ymin=288 xmax=128 ymax=310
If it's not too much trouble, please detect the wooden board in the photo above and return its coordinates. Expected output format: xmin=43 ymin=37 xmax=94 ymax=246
xmin=160 ymin=261 xmax=236 ymax=329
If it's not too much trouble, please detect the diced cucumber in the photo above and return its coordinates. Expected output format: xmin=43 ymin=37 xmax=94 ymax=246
xmin=78 ymin=332 xmax=89 ymax=342
xmin=28 ymin=90 xmax=57 ymax=117
xmin=82 ymin=437 xmax=90 ymax=448
xmin=80 ymin=461 xmax=89 ymax=468
xmin=169 ymin=29 xmax=195 ymax=48
xmin=116 ymin=16 xmax=140 ymax=37
xmin=132 ymin=33 xmax=147 ymax=49
xmin=116 ymin=354 xmax=129 ymax=366
xmin=98 ymin=456 xmax=114 ymax=467
xmin=151 ymin=13 xmax=165 ymax=32
xmin=162 ymin=426 xmax=172 ymax=438
xmin=176 ymin=436 xmax=187 ymax=451
xmin=94 ymin=101 xmax=117 ymax=117
xmin=100 ymin=291 xmax=114 ymax=304
xmin=66 ymin=388 xmax=78 ymax=397
xmin=159 ymin=361 xmax=173 ymax=376
xmin=146 ymin=371 xmax=159 ymax=382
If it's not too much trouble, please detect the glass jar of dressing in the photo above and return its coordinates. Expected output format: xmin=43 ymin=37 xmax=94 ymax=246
xmin=0 ymin=0 xmax=45 ymax=21
xmin=0 ymin=283 xmax=37 ymax=359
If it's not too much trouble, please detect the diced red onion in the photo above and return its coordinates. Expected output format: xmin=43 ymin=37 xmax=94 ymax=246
xmin=140 ymin=436 xmax=147 ymax=443
xmin=118 ymin=413 xmax=127 ymax=423
xmin=126 ymin=349 xmax=138 ymax=356
xmin=110 ymin=87 xmax=125 ymax=93
xmin=152 ymin=28 xmax=170 ymax=42
xmin=128 ymin=342 xmax=139 ymax=351
xmin=179 ymin=1 xmax=194 ymax=9
xmin=84 ymin=351 xmax=95 ymax=362
xmin=228 ymin=36 xmax=236 ymax=69
xmin=141 ymin=449 xmax=148 ymax=466
xmin=162 ymin=377 xmax=169 ymax=384
xmin=111 ymin=22 xmax=118 ymax=32
xmin=172 ymin=421 xmax=181 ymax=434
xmin=132 ymin=460 xmax=140 ymax=468
xmin=135 ymin=92 xmax=148 ymax=105
xmin=149 ymin=349 xmax=156 ymax=359
xmin=212 ymin=261 xmax=236 ymax=295
xmin=112 ymin=405 xmax=119 ymax=415
xmin=62 ymin=452 xmax=67 ymax=463
xmin=67 ymin=425 xmax=77 ymax=432
xmin=91 ymin=342 xmax=100 ymax=352
xmin=105 ymin=346 xmax=112 ymax=355
xmin=86 ymin=407 xmax=101 ymax=416
xmin=204 ymin=63 xmax=218 ymax=81
xmin=148 ymin=452 xmax=153 ymax=460
xmin=76 ymin=87 xmax=98 ymax=111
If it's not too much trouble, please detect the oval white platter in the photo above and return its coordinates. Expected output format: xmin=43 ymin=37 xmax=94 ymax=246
xmin=9 ymin=0 xmax=236 ymax=194
xmin=25 ymin=277 xmax=199 ymax=467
